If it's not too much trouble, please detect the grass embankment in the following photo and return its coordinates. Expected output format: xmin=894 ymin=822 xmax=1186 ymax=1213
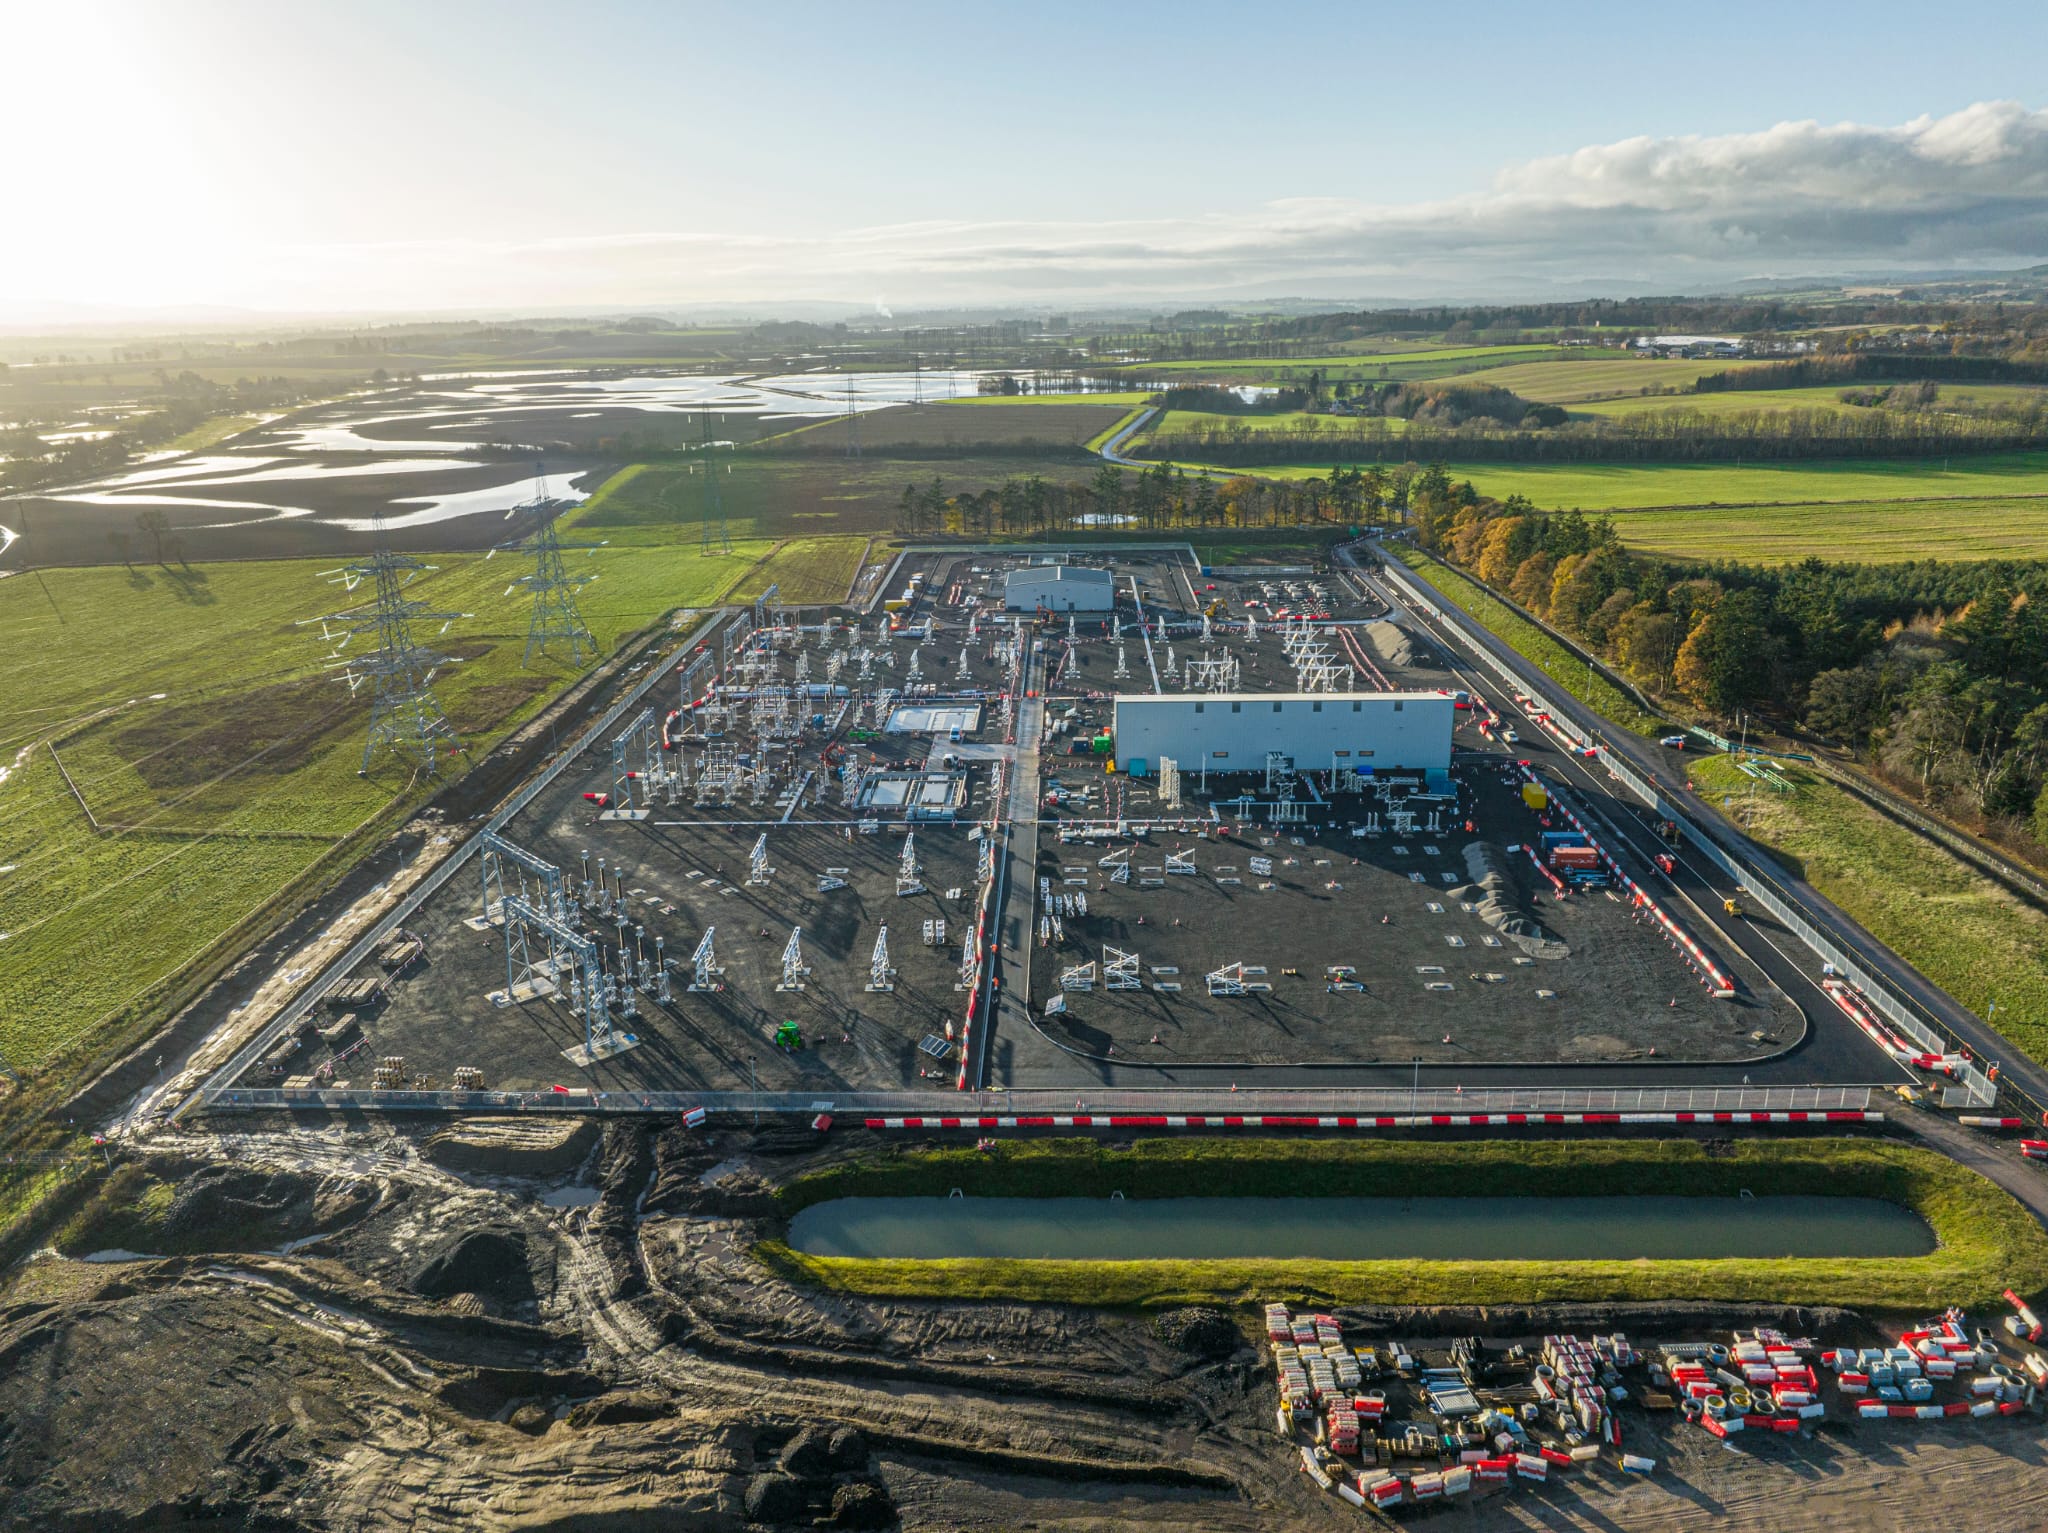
xmin=0 ymin=549 xmax=754 ymax=1076
xmin=1389 ymin=548 xmax=1661 ymax=734
xmin=163 ymin=412 xmax=269 ymax=451
xmin=1688 ymin=754 xmax=2048 ymax=1069
xmin=758 ymin=1138 xmax=2048 ymax=1311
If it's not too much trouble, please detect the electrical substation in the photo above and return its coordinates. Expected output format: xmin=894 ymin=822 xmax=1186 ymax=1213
xmin=228 ymin=545 xmax=1827 ymax=1106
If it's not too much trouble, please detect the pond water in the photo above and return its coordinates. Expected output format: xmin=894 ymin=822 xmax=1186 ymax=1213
xmin=788 ymin=1195 xmax=1933 ymax=1262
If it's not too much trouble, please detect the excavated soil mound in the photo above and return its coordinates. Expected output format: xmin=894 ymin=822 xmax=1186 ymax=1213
xmin=1153 ymin=1307 xmax=1243 ymax=1359
xmin=423 ymin=1117 xmax=600 ymax=1176
xmin=780 ymin=1425 xmax=836 ymax=1479
xmin=1454 ymin=842 xmax=1570 ymax=960
xmin=745 ymin=1472 xmax=809 ymax=1525
xmin=408 ymin=1227 xmax=536 ymax=1304
xmin=831 ymin=1481 xmax=894 ymax=1528
xmin=157 ymin=1164 xmax=366 ymax=1246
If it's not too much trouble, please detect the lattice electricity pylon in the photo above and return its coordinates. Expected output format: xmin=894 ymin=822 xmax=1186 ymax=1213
xmin=895 ymin=832 xmax=924 ymax=896
xmin=1206 ymin=961 xmax=1248 ymax=997
xmin=1104 ymin=946 xmax=1141 ymax=991
xmin=491 ymin=488 xmax=603 ymax=668
xmin=697 ymin=410 xmax=735 ymax=554
xmin=688 ymin=927 xmax=723 ymax=991
xmin=957 ymin=646 xmax=971 ymax=680
xmin=1200 ymin=610 xmax=1214 ymax=642
xmin=1166 ymin=847 xmax=1196 ymax=875
xmin=310 ymin=545 xmax=469 ymax=777
xmin=747 ymin=832 xmax=774 ymax=885
xmin=866 ymin=925 xmax=896 ymax=992
xmin=1113 ymin=641 xmax=1130 ymax=679
xmin=1263 ymin=752 xmax=1294 ymax=793
xmin=1099 ymin=846 xmax=1131 ymax=884
xmin=477 ymin=831 xmax=569 ymax=928
xmin=776 ymin=926 xmax=810 ymax=991
xmin=1058 ymin=960 xmax=1097 ymax=992
xmin=1245 ymin=612 xmax=1259 ymax=641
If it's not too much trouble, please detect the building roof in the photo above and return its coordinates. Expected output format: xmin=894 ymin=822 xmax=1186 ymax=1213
xmin=1005 ymin=565 xmax=1113 ymax=586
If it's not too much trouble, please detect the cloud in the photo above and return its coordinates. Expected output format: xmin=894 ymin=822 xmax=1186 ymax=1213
xmin=36 ymin=102 xmax=2048 ymax=316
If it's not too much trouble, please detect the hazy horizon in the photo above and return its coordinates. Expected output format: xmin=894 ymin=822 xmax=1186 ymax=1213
xmin=7 ymin=0 xmax=2048 ymax=321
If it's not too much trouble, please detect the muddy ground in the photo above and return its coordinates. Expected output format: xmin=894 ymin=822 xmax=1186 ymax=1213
xmin=8 ymin=1120 xmax=2048 ymax=1532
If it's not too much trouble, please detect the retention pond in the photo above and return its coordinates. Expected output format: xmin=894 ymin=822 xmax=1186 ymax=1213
xmin=789 ymin=1196 xmax=1934 ymax=1262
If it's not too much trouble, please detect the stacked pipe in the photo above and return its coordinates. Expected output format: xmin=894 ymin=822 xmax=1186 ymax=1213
xmin=1524 ymin=768 xmax=1735 ymax=997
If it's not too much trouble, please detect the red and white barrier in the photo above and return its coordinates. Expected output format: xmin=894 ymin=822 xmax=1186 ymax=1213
xmin=864 ymin=1110 xmax=1885 ymax=1131
xmin=1960 ymin=1116 xmax=2025 ymax=1130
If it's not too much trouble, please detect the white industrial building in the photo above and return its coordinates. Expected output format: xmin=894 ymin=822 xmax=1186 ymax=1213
xmin=1111 ymin=692 xmax=1454 ymax=777
xmin=1004 ymin=564 xmax=1115 ymax=612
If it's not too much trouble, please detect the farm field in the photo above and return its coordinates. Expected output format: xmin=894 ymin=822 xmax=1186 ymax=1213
xmin=1139 ymin=408 xmax=1409 ymax=443
xmin=1439 ymin=357 xmax=1772 ymax=402
xmin=0 ymin=547 xmax=753 ymax=1073
xmin=1116 ymin=343 xmax=1582 ymax=383
xmin=1687 ymin=753 xmax=2048 ymax=1071
xmin=1442 ymin=452 xmax=2048 ymax=510
xmin=1608 ymin=496 xmax=2048 ymax=563
xmin=572 ymin=454 xmax=1100 ymax=540
xmin=1575 ymin=383 xmax=2048 ymax=419
xmin=727 ymin=535 xmax=870 ymax=604
xmin=766 ymin=399 xmax=1131 ymax=450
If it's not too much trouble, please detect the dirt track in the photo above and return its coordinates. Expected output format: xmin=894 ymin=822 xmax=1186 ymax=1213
xmin=10 ymin=1121 xmax=2048 ymax=1531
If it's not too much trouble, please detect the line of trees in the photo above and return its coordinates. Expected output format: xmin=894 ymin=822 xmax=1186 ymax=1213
xmin=892 ymin=462 xmax=1417 ymax=539
xmin=1412 ymin=477 xmax=2048 ymax=846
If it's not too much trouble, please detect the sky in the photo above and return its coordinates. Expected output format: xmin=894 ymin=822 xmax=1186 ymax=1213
xmin=6 ymin=0 xmax=2048 ymax=320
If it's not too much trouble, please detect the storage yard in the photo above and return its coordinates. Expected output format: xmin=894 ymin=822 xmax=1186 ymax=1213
xmin=1265 ymin=1298 xmax=2048 ymax=1515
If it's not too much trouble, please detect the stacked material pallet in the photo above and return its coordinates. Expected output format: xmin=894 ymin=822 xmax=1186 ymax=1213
xmin=1541 ymin=1334 xmax=1609 ymax=1441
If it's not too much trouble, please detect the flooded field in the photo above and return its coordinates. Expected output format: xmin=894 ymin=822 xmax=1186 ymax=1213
xmin=0 ymin=368 xmax=1065 ymax=567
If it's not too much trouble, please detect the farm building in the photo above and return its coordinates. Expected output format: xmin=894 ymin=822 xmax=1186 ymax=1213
xmin=1004 ymin=564 xmax=1115 ymax=611
xmin=1110 ymin=692 xmax=1454 ymax=778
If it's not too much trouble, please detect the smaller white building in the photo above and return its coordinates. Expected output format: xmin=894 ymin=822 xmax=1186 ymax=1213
xmin=1004 ymin=565 xmax=1115 ymax=612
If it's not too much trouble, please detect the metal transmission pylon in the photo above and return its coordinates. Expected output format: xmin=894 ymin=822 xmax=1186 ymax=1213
xmin=312 ymin=540 xmax=469 ymax=777
xmin=697 ymin=410 xmax=733 ymax=554
xmin=494 ymin=477 xmax=603 ymax=666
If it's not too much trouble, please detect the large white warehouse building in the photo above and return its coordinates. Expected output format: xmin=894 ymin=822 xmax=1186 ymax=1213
xmin=1111 ymin=692 xmax=1454 ymax=777
xmin=1004 ymin=564 xmax=1115 ymax=612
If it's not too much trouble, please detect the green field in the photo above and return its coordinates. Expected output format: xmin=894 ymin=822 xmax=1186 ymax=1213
xmin=1439 ymin=452 xmax=2048 ymax=511
xmin=728 ymin=536 xmax=871 ymax=604
xmin=1390 ymin=550 xmax=1661 ymax=732
xmin=759 ymin=1138 xmax=2048 ymax=1311
xmin=1119 ymin=344 xmax=1581 ymax=384
xmin=1689 ymin=754 xmax=2048 ymax=1069
xmin=1608 ymin=497 xmax=2048 ymax=563
xmin=1434 ymin=357 xmax=1771 ymax=402
xmin=767 ymin=400 xmax=1130 ymax=451
xmin=1140 ymin=408 xmax=1409 ymax=442
xmin=1577 ymin=383 xmax=2048 ymax=420
xmin=0 ymin=546 xmax=758 ymax=1073
xmin=574 ymin=454 xmax=1099 ymax=540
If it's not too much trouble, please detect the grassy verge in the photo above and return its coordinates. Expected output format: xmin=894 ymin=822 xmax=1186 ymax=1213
xmin=1690 ymin=754 xmax=2048 ymax=1068
xmin=756 ymin=1138 xmax=2048 ymax=1312
xmin=164 ymin=412 xmax=268 ymax=451
xmin=1390 ymin=548 xmax=1662 ymax=734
